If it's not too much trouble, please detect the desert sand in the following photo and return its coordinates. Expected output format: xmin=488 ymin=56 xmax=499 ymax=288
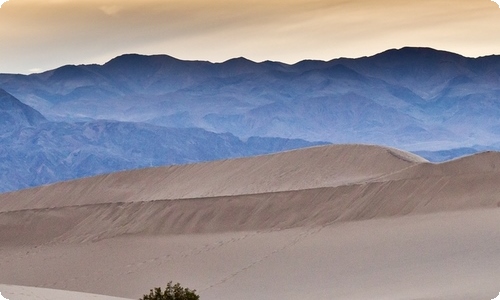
xmin=0 ymin=285 xmax=130 ymax=300
xmin=0 ymin=144 xmax=499 ymax=300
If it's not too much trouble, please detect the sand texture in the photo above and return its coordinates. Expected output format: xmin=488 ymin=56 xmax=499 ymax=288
xmin=0 ymin=285 xmax=131 ymax=300
xmin=0 ymin=144 xmax=499 ymax=300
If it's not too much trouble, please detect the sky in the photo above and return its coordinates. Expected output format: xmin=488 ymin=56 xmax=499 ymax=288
xmin=0 ymin=0 xmax=499 ymax=74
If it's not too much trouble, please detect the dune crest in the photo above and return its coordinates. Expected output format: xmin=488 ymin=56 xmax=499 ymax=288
xmin=0 ymin=145 xmax=499 ymax=245
xmin=0 ymin=144 xmax=424 ymax=212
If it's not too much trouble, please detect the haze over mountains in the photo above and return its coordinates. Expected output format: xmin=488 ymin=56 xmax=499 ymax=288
xmin=2 ymin=47 xmax=500 ymax=147
xmin=1 ymin=46 xmax=500 ymax=192
xmin=0 ymin=88 xmax=322 ymax=192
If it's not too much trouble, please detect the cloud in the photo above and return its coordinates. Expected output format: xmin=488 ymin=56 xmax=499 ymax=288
xmin=1 ymin=0 xmax=500 ymax=74
xmin=100 ymin=5 xmax=123 ymax=16
xmin=0 ymin=292 xmax=9 ymax=300
xmin=492 ymin=0 xmax=500 ymax=7
xmin=0 ymin=0 xmax=8 ymax=8
xmin=28 ymin=68 xmax=43 ymax=74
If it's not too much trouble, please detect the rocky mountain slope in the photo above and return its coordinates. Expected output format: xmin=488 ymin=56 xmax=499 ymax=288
xmin=0 ymin=90 xmax=323 ymax=193
xmin=1 ymin=47 xmax=499 ymax=149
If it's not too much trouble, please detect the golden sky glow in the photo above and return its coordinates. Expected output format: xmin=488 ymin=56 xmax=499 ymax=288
xmin=0 ymin=0 xmax=500 ymax=74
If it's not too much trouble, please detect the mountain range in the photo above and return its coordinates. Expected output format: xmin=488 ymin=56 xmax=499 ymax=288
xmin=2 ymin=47 xmax=500 ymax=148
xmin=0 ymin=88 xmax=324 ymax=192
xmin=1 ymin=46 xmax=500 ymax=192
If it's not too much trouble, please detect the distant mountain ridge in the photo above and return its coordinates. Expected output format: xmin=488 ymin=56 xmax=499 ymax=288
xmin=0 ymin=90 xmax=325 ymax=193
xmin=1 ymin=47 xmax=499 ymax=150
xmin=1 ymin=47 xmax=500 ymax=192
xmin=0 ymin=88 xmax=46 ymax=129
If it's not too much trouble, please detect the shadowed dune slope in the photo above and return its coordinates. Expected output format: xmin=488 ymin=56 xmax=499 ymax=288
xmin=383 ymin=150 xmax=500 ymax=180
xmin=0 ymin=144 xmax=425 ymax=212
xmin=2 ymin=161 xmax=500 ymax=245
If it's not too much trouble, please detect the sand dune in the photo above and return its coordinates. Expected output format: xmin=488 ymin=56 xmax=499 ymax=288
xmin=1 ymin=146 xmax=498 ymax=244
xmin=1 ymin=210 xmax=499 ymax=300
xmin=0 ymin=144 xmax=424 ymax=212
xmin=0 ymin=285 xmax=131 ymax=300
xmin=1 ymin=144 xmax=499 ymax=299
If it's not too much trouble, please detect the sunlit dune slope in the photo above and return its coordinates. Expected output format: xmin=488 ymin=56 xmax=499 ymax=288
xmin=0 ymin=144 xmax=424 ymax=212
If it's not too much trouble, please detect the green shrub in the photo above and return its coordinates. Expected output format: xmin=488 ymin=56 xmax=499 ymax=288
xmin=140 ymin=282 xmax=200 ymax=300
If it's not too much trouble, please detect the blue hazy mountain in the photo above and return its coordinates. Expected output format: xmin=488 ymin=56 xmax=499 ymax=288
xmin=0 ymin=90 xmax=325 ymax=193
xmin=2 ymin=47 xmax=500 ymax=191
xmin=0 ymin=88 xmax=46 ymax=129
xmin=412 ymin=147 xmax=481 ymax=162
xmin=1 ymin=47 xmax=499 ymax=150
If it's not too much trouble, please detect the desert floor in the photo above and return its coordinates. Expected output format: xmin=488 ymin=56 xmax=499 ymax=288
xmin=1 ymin=145 xmax=499 ymax=299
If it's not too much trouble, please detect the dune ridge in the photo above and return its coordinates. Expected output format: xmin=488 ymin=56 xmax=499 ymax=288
xmin=0 ymin=144 xmax=424 ymax=212
xmin=1 ymin=144 xmax=499 ymax=245
xmin=2 ymin=164 xmax=500 ymax=245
